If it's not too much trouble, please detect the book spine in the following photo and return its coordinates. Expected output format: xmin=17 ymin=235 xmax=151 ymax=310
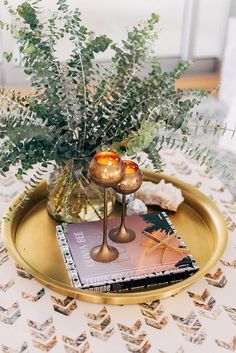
xmin=81 ymin=263 xmax=184 ymax=287
xmin=84 ymin=266 xmax=199 ymax=292
xmin=56 ymin=225 xmax=82 ymax=288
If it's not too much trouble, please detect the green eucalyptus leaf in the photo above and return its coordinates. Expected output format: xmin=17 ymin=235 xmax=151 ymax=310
xmin=17 ymin=2 xmax=39 ymax=30
xmin=3 ymin=51 xmax=13 ymax=62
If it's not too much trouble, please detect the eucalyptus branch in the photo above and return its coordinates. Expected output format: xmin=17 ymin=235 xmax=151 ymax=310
xmin=191 ymin=120 xmax=236 ymax=138
xmin=0 ymin=0 xmax=233 ymax=183
xmin=154 ymin=135 xmax=233 ymax=179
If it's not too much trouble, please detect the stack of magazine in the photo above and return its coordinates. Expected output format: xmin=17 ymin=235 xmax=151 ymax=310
xmin=56 ymin=212 xmax=199 ymax=292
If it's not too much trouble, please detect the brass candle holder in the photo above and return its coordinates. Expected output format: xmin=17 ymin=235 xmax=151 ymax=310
xmin=88 ymin=151 xmax=125 ymax=262
xmin=109 ymin=160 xmax=143 ymax=243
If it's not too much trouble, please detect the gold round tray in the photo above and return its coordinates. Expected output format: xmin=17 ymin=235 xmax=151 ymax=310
xmin=3 ymin=170 xmax=227 ymax=305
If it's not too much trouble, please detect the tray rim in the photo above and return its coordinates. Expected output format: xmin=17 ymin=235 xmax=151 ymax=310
xmin=2 ymin=170 xmax=228 ymax=305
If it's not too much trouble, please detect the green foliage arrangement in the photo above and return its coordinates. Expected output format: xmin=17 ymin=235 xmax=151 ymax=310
xmin=0 ymin=0 xmax=232 ymax=184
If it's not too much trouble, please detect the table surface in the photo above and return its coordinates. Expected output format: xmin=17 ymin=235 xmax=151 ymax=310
xmin=0 ymin=150 xmax=235 ymax=353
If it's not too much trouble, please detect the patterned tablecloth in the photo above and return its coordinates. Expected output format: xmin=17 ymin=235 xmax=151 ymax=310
xmin=0 ymin=150 xmax=236 ymax=353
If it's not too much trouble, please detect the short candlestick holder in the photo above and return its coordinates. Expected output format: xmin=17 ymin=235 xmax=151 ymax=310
xmin=109 ymin=160 xmax=143 ymax=243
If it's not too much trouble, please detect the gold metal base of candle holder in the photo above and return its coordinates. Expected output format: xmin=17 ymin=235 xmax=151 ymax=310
xmin=109 ymin=194 xmax=136 ymax=243
xmin=109 ymin=225 xmax=136 ymax=243
xmin=90 ymin=244 xmax=119 ymax=263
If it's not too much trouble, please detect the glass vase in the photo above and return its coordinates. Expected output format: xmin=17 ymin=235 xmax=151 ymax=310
xmin=47 ymin=160 xmax=114 ymax=223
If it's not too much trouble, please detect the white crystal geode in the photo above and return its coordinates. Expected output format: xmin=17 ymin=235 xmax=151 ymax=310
xmin=113 ymin=191 xmax=134 ymax=204
xmin=135 ymin=179 xmax=184 ymax=211
xmin=126 ymin=199 xmax=147 ymax=216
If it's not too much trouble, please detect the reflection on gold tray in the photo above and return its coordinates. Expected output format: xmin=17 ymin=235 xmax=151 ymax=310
xmin=3 ymin=170 xmax=227 ymax=305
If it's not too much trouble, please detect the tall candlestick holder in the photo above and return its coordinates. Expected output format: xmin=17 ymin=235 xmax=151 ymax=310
xmin=88 ymin=151 xmax=125 ymax=262
xmin=109 ymin=160 xmax=143 ymax=243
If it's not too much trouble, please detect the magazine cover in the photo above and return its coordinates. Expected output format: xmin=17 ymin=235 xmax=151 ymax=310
xmin=56 ymin=212 xmax=199 ymax=291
